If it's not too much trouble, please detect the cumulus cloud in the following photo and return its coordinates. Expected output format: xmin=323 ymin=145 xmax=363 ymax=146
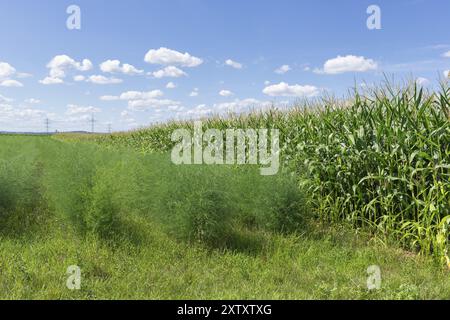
xmin=101 ymin=89 xmax=176 ymax=112
xmin=100 ymin=59 xmax=143 ymax=75
xmin=100 ymin=95 xmax=120 ymax=101
xmin=263 ymin=82 xmax=319 ymax=97
xmin=0 ymin=94 xmax=13 ymax=103
xmin=86 ymin=75 xmax=123 ymax=84
xmin=181 ymin=98 xmax=272 ymax=119
xmin=16 ymin=72 xmax=32 ymax=79
xmin=120 ymin=110 xmax=131 ymax=118
xmin=0 ymin=61 xmax=25 ymax=87
xmin=66 ymin=104 xmax=101 ymax=116
xmin=219 ymin=89 xmax=234 ymax=97
xmin=189 ymin=88 xmax=199 ymax=97
xmin=275 ymin=64 xmax=291 ymax=74
xmin=40 ymin=55 xmax=92 ymax=84
xmin=73 ymin=75 xmax=86 ymax=82
xmin=167 ymin=105 xmax=185 ymax=112
xmin=315 ymin=55 xmax=378 ymax=74
xmin=444 ymin=70 xmax=450 ymax=78
xmin=0 ymin=105 xmax=47 ymax=123
xmin=0 ymin=101 xmax=51 ymax=128
xmin=151 ymin=66 xmax=187 ymax=78
xmin=119 ymin=90 xmax=163 ymax=100
xmin=166 ymin=82 xmax=176 ymax=89
xmin=0 ymin=80 xmax=23 ymax=87
xmin=442 ymin=51 xmax=450 ymax=58
xmin=100 ymin=89 xmax=163 ymax=101
xmin=225 ymin=59 xmax=243 ymax=69
xmin=39 ymin=77 xmax=64 ymax=85
xmin=128 ymin=98 xmax=181 ymax=111
xmin=144 ymin=47 xmax=203 ymax=67
xmin=185 ymin=104 xmax=213 ymax=117
xmin=214 ymin=98 xmax=272 ymax=113
xmin=25 ymin=98 xmax=41 ymax=104
xmin=0 ymin=62 xmax=16 ymax=79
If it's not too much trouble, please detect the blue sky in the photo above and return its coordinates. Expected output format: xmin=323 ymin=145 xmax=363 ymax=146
xmin=0 ymin=0 xmax=449 ymax=132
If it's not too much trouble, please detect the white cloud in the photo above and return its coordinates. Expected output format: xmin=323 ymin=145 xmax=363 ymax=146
xmin=100 ymin=89 xmax=176 ymax=112
xmin=0 ymin=62 xmax=16 ymax=79
xmin=120 ymin=90 xmax=163 ymax=100
xmin=315 ymin=55 xmax=378 ymax=74
xmin=0 ymin=105 xmax=48 ymax=123
xmin=263 ymin=82 xmax=319 ymax=97
xmin=120 ymin=110 xmax=131 ymax=118
xmin=180 ymin=99 xmax=272 ymax=119
xmin=86 ymin=75 xmax=123 ymax=84
xmin=264 ymin=80 xmax=271 ymax=86
xmin=48 ymin=55 xmax=92 ymax=77
xmin=128 ymin=98 xmax=180 ymax=111
xmin=185 ymin=104 xmax=213 ymax=117
xmin=219 ymin=89 xmax=234 ymax=97
xmin=144 ymin=47 xmax=203 ymax=67
xmin=189 ymin=88 xmax=199 ymax=97
xmin=442 ymin=51 xmax=450 ymax=58
xmin=40 ymin=55 xmax=92 ymax=84
xmin=73 ymin=75 xmax=86 ymax=82
xmin=66 ymin=104 xmax=101 ymax=116
xmin=444 ymin=70 xmax=450 ymax=78
xmin=151 ymin=66 xmax=187 ymax=78
xmin=214 ymin=98 xmax=272 ymax=114
xmin=168 ymin=105 xmax=185 ymax=112
xmin=100 ymin=89 xmax=163 ymax=101
xmin=25 ymin=98 xmax=41 ymax=104
xmin=0 ymin=80 xmax=23 ymax=87
xmin=179 ymin=98 xmax=273 ymax=119
xmin=39 ymin=77 xmax=64 ymax=85
xmin=225 ymin=59 xmax=243 ymax=69
xmin=415 ymin=77 xmax=430 ymax=86
xmin=166 ymin=81 xmax=176 ymax=89
xmin=0 ymin=61 xmax=26 ymax=87
xmin=275 ymin=64 xmax=291 ymax=74
xmin=16 ymin=72 xmax=32 ymax=79
xmin=100 ymin=59 xmax=143 ymax=75
xmin=0 ymin=94 xmax=13 ymax=103
xmin=100 ymin=95 xmax=120 ymax=101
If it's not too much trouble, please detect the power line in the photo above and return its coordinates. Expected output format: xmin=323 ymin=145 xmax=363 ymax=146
xmin=45 ymin=118 xmax=50 ymax=134
xmin=89 ymin=114 xmax=97 ymax=133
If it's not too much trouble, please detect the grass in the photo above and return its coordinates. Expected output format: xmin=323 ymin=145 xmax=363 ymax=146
xmin=0 ymin=135 xmax=449 ymax=299
xmin=1 ymin=218 xmax=450 ymax=300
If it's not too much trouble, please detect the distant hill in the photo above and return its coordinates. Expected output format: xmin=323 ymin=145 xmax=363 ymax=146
xmin=0 ymin=131 xmax=92 ymax=135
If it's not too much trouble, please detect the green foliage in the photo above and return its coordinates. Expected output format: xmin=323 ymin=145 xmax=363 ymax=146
xmin=41 ymin=141 xmax=142 ymax=238
xmin=0 ymin=137 xmax=45 ymax=235
xmin=147 ymin=161 xmax=310 ymax=249
xmin=0 ymin=136 xmax=305 ymax=246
